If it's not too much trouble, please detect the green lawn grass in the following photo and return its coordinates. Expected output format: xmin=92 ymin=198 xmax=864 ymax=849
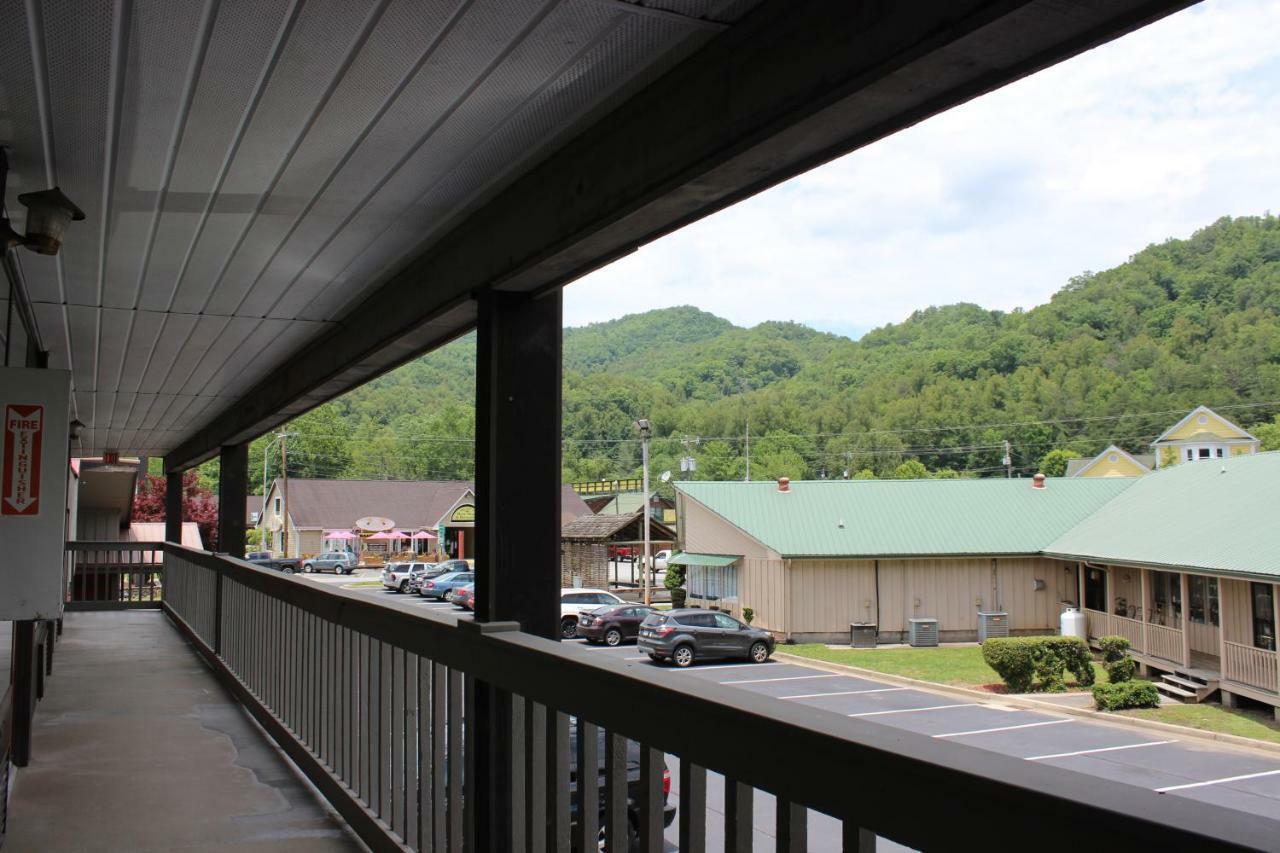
xmin=785 ymin=644 xmax=1105 ymax=691
xmin=1121 ymin=704 xmax=1280 ymax=745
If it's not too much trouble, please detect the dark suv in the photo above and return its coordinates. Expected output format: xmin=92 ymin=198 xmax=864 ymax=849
xmin=570 ymin=722 xmax=676 ymax=850
xmin=638 ymin=609 xmax=774 ymax=667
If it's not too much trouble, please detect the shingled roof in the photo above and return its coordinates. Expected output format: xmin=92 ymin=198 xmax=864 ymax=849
xmin=267 ymin=479 xmax=590 ymax=530
xmin=561 ymin=509 xmax=676 ymax=541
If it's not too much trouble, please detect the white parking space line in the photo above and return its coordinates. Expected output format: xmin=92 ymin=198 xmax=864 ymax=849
xmin=1155 ymin=768 xmax=1280 ymax=793
xmin=624 ymin=656 xmax=649 ymax=661
xmin=848 ymin=703 xmax=977 ymax=718
xmin=671 ymin=663 xmax=772 ymax=671
xmin=1026 ymin=741 xmax=1175 ymax=761
xmin=781 ymin=687 xmax=908 ymax=700
xmin=719 ymin=674 xmax=842 ymax=685
xmin=932 ymin=719 xmax=1070 ymax=739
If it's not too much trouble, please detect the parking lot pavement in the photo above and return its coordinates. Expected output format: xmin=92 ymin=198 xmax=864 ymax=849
xmin=572 ymin=642 xmax=1280 ymax=825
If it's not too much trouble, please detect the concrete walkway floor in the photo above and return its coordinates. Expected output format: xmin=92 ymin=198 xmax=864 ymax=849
xmin=6 ymin=610 xmax=365 ymax=852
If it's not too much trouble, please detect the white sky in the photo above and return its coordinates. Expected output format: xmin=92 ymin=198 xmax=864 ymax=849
xmin=563 ymin=0 xmax=1280 ymax=339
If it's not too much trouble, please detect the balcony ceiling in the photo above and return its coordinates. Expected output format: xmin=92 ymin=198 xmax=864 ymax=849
xmin=0 ymin=0 xmax=1197 ymax=463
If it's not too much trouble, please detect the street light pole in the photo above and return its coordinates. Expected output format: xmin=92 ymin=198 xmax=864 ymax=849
xmin=635 ymin=418 xmax=652 ymax=605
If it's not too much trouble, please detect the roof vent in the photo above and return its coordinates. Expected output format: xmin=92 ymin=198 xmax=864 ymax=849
xmin=777 ymin=477 xmax=791 ymax=493
xmin=1032 ymin=473 xmax=1046 ymax=490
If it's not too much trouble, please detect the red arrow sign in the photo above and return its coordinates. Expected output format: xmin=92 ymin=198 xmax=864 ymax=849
xmin=3 ymin=404 xmax=43 ymax=516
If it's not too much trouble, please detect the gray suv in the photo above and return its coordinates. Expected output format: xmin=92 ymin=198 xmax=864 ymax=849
xmin=301 ymin=551 xmax=358 ymax=574
xmin=638 ymin=609 xmax=774 ymax=667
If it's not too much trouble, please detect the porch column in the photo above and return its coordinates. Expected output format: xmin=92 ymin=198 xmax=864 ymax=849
xmin=1140 ymin=569 xmax=1149 ymax=654
xmin=470 ymin=289 xmax=563 ymax=853
xmin=1180 ymin=572 xmax=1191 ymax=667
xmin=1076 ymin=562 xmax=1085 ymax=609
xmin=164 ymin=468 xmax=183 ymax=544
xmin=217 ymin=443 xmax=248 ymax=557
xmin=473 ymin=289 xmax=562 ymax=638
xmin=1274 ymin=584 xmax=1280 ymax=718
xmin=1107 ymin=566 xmax=1116 ymax=618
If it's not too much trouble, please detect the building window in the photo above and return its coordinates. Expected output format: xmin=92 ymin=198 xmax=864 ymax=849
xmin=1252 ymin=583 xmax=1276 ymax=651
xmin=1084 ymin=567 xmax=1107 ymax=612
xmin=688 ymin=564 xmax=738 ymax=601
xmin=1151 ymin=571 xmax=1182 ymax=626
xmin=1215 ymin=447 xmax=1224 ymax=458
xmin=1185 ymin=448 xmax=1194 ymax=462
xmin=275 ymin=497 xmax=281 ymax=514
xmin=1188 ymin=576 xmax=1218 ymax=626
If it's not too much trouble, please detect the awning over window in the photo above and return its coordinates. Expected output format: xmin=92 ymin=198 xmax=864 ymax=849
xmin=668 ymin=552 xmax=740 ymax=567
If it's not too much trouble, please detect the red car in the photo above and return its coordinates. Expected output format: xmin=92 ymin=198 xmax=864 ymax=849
xmin=452 ymin=583 xmax=475 ymax=611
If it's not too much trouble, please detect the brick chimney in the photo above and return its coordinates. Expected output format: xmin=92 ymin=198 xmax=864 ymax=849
xmin=1032 ymin=473 xmax=1046 ymax=489
xmin=777 ymin=477 xmax=791 ymax=493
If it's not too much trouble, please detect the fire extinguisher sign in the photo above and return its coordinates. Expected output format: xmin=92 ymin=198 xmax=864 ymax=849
xmin=3 ymin=403 xmax=43 ymax=516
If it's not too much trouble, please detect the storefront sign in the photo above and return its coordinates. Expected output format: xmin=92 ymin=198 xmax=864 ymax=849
xmin=356 ymin=516 xmax=394 ymax=533
xmin=0 ymin=368 xmax=71 ymax=619
xmin=450 ymin=504 xmax=475 ymax=523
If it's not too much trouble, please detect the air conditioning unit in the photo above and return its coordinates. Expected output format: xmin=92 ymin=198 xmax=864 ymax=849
xmin=908 ymin=618 xmax=938 ymax=647
xmin=977 ymin=611 xmax=1009 ymax=642
xmin=850 ymin=623 xmax=877 ymax=649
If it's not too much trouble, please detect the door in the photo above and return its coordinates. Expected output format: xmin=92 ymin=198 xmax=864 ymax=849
xmin=713 ymin=612 xmax=749 ymax=655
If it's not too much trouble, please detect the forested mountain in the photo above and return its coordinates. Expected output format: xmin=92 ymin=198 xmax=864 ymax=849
xmin=244 ymin=214 xmax=1280 ymax=491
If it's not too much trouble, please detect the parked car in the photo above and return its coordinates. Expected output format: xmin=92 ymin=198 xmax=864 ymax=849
xmin=638 ymin=609 xmax=774 ymax=667
xmin=569 ymin=720 xmax=676 ymax=850
xmin=577 ymin=604 xmax=657 ymax=646
xmin=433 ymin=558 xmax=472 ymax=574
xmin=452 ymin=583 xmax=475 ymax=611
xmin=410 ymin=565 xmax=452 ymax=595
xmin=382 ymin=561 xmax=436 ymax=593
xmin=420 ymin=571 xmax=475 ymax=601
xmin=560 ymin=588 xmax=626 ymax=639
xmin=652 ymin=549 xmax=672 ymax=571
xmin=302 ymin=551 xmax=358 ymax=574
xmin=245 ymin=553 xmax=303 ymax=574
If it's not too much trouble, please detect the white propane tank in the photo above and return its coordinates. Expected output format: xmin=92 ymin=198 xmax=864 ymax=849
xmin=1060 ymin=606 xmax=1086 ymax=639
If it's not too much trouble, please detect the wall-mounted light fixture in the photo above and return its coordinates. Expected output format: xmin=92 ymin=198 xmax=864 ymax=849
xmin=17 ymin=187 xmax=84 ymax=255
xmin=1 ymin=149 xmax=85 ymax=257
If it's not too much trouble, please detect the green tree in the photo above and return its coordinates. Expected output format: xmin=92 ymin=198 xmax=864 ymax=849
xmin=893 ymin=459 xmax=930 ymax=479
xmin=1038 ymin=449 xmax=1079 ymax=478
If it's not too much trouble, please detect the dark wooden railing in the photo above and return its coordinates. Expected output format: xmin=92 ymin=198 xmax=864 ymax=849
xmin=161 ymin=545 xmax=1269 ymax=852
xmin=66 ymin=542 xmax=165 ymax=609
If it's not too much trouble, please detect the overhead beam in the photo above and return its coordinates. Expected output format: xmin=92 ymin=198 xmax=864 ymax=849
xmin=166 ymin=0 xmax=1197 ymax=469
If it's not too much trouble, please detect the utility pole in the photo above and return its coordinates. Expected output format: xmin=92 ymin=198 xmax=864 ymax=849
xmin=744 ymin=419 xmax=750 ymax=482
xmin=1003 ymin=439 xmax=1012 ymax=479
xmin=635 ymin=418 xmax=652 ymax=605
xmin=280 ymin=433 xmax=290 ymax=557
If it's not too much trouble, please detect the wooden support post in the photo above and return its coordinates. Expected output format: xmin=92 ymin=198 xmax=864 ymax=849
xmin=11 ymin=621 xmax=35 ymax=766
xmin=1140 ymin=569 xmax=1149 ymax=655
xmin=1217 ymin=578 xmax=1228 ymax=676
xmin=1273 ymin=583 xmax=1279 ymax=699
xmin=217 ymin=443 xmax=249 ymax=557
xmin=1180 ymin=572 xmax=1191 ymax=668
xmin=1107 ymin=566 xmax=1116 ymax=620
xmin=474 ymin=289 xmax=563 ymax=639
xmin=164 ymin=468 xmax=183 ymax=544
xmin=1077 ymin=562 xmax=1085 ymax=610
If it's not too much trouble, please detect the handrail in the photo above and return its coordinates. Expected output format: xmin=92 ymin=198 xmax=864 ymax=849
xmin=162 ymin=545 xmax=1272 ymax=851
xmin=66 ymin=541 xmax=165 ymax=609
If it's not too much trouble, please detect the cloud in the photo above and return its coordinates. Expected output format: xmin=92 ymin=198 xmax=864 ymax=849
xmin=563 ymin=0 xmax=1280 ymax=336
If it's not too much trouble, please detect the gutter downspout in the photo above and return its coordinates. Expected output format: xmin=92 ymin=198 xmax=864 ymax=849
xmin=874 ymin=559 xmax=881 ymax=643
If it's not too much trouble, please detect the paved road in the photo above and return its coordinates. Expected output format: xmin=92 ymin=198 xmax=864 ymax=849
xmin=304 ymin=575 xmax=1280 ymax=847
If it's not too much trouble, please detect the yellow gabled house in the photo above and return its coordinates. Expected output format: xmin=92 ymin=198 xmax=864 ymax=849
xmin=1067 ymin=444 xmax=1152 ymax=478
xmin=1151 ymin=405 xmax=1260 ymax=467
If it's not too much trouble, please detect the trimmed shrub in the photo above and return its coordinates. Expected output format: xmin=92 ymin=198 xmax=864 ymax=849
xmin=670 ymin=588 xmax=687 ymax=608
xmin=1098 ymin=635 xmax=1131 ymax=663
xmin=1105 ymin=657 xmax=1137 ymax=684
xmin=1093 ymin=680 xmax=1160 ymax=711
xmin=742 ymin=607 xmax=755 ymax=625
xmin=982 ymin=636 xmax=1095 ymax=693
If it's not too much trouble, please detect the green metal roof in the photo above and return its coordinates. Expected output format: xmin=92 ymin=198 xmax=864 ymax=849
xmin=678 ymin=477 xmax=1134 ymax=558
xmin=668 ymin=552 xmax=740 ymax=566
xmin=1045 ymin=451 xmax=1280 ymax=579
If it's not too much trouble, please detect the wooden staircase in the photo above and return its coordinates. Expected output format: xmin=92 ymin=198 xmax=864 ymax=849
xmin=1155 ymin=668 xmax=1220 ymax=703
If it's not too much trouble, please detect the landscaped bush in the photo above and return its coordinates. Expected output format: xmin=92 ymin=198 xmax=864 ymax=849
xmin=981 ymin=636 xmax=1095 ymax=693
xmin=1098 ymin=635 xmax=1130 ymax=663
xmin=1097 ymin=635 xmax=1136 ymax=683
xmin=1105 ymin=657 xmax=1137 ymax=684
xmin=1093 ymin=680 xmax=1160 ymax=710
